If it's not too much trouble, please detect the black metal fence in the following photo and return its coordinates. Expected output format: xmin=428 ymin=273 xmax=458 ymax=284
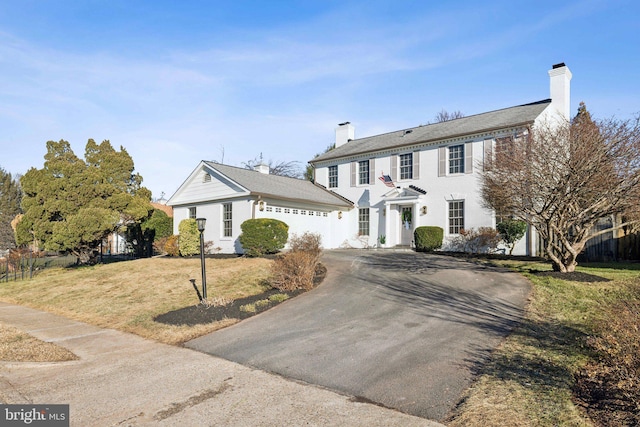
xmin=0 ymin=253 xmax=76 ymax=283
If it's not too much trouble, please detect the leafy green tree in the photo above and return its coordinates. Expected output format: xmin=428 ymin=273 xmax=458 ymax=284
xmin=143 ymin=209 xmax=173 ymax=240
xmin=16 ymin=139 xmax=152 ymax=264
xmin=0 ymin=167 xmax=22 ymax=251
xmin=496 ymin=220 xmax=528 ymax=255
xmin=126 ymin=209 xmax=173 ymax=257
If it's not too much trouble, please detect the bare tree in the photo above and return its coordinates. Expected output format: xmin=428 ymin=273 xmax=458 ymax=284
xmin=431 ymin=109 xmax=465 ymax=123
xmin=481 ymin=105 xmax=640 ymax=272
xmin=243 ymin=155 xmax=303 ymax=179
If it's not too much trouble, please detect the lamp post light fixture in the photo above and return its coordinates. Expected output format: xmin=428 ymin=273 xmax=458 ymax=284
xmin=196 ymin=218 xmax=207 ymax=302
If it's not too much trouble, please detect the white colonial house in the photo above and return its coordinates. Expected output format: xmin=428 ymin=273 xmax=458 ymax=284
xmin=169 ymin=63 xmax=572 ymax=255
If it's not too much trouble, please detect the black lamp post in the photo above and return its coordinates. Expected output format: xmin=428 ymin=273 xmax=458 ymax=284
xmin=196 ymin=217 xmax=207 ymax=301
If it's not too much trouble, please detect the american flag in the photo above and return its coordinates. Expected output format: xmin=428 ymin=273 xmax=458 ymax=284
xmin=379 ymin=172 xmax=395 ymax=188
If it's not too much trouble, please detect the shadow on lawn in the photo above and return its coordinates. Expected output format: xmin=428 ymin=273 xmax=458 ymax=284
xmin=154 ymin=264 xmax=326 ymax=327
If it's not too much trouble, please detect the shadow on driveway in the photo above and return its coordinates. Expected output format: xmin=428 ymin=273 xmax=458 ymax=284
xmin=186 ymin=250 xmax=531 ymax=422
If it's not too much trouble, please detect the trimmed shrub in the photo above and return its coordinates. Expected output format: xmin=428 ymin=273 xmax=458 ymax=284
xmin=414 ymin=226 xmax=443 ymax=252
xmin=271 ymin=232 xmax=322 ymax=291
xmin=496 ymin=219 xmax=527 ymax=255
xmin=178 ymin=219 xmax=200 ymax=256
xmin=239 ymin=218 xmax=288 ymax=257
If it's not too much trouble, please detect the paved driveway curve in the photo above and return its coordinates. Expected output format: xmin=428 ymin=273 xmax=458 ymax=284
xmin=187 ymin=250 xmax=531 ymax=422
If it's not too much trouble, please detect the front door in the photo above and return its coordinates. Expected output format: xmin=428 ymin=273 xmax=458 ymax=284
xmin=400 ymin=206 xmax=413 ymax=246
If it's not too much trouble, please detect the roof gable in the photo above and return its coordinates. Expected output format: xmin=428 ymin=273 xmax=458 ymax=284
xmin=311 ymin=99 xmax=551 ymax=163
xmin=167 ymin=161 xmax=249 ymax=206
xmin=169 ymin=161 xmax=353 ymax=208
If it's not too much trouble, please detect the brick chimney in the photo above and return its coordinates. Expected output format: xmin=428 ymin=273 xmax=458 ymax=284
xmin=335 ymin=122 xmax=355 ymax=148
xmin=548 ymin=63 xmax=572 ymax=120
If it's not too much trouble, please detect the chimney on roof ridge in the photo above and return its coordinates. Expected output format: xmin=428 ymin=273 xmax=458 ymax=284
xmin=255 ymin=162 xmax=269 ymax=174
xmin=548 ymin=62 xmax=572 ymax=120
xmin=335 ymin=122 xmax=355 ymax=148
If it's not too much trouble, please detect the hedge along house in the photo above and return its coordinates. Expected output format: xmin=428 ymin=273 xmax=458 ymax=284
xmin=169 ymin=63 xmax=571 ymax=255
xmin=309 ymin=63 xmax=572 ymax=255
xmin=168 ymin=161 xmax=353 ymax=254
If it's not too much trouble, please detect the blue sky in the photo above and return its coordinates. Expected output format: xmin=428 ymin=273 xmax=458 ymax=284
xmin=1 ymin=0 xmax=638 ymax=199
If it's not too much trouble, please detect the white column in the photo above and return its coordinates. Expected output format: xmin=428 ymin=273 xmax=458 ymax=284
xmin=384 ymin=202 xmax=391 ymax=248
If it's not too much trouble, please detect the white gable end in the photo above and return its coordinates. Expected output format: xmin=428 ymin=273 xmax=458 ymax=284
xmin=168 ymin=162 xmax=249 ymax=207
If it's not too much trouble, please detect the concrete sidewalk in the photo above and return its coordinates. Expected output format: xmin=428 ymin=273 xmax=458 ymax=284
xmin=0 ymin=302 xmax=443 ymax=426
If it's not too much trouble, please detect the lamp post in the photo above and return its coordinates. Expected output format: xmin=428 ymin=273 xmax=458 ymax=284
xmin=196 ymin=218 xmax=207 ymax=302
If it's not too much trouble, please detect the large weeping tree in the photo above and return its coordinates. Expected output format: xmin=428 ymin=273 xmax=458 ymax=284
xmin=16 ymin=139 xmax=152 ymax=264
xmin=481 ymin=103 xmax=640 ymax=272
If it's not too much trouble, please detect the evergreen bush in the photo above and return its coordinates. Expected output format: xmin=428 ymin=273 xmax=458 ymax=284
xmin=178 ymin=219 xmax=200 ymax=256
xmin=496 ymin=219 xmax=528 ymax=255
xmin=239 ymin=218 xmax=288 ymax=257
xmin=414 ymin=226 xmax=443 ymax=252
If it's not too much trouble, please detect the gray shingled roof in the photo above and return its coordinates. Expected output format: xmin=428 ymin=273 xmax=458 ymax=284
xmin=311 ymin=99 xmax=551 ymax=163
xmin=204 ymin=162 xmax=353 ymax=208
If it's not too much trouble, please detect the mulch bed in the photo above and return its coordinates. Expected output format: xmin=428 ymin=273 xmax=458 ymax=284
xmin=154 ymin=264 xmax=326 ymax=326
xmin=532 ymin=270 xmax=611 ymax=282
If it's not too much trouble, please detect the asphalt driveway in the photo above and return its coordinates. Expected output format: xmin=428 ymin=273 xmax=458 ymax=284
xmin=186 ymin=250 xmax=531 ymax=422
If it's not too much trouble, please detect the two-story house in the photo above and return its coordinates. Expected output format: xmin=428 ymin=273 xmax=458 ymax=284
xmin=168 ymin=63 xmax=572 ymax=255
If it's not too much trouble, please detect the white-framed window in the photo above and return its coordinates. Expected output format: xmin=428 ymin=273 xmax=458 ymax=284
xmin=448 ymin=200 xmax=464 ymax=234
xmin=266 ymin=206 xmax=273 ymax=212
xmin=222 ymin=203 xmax=232 ymax=237
xmin=188 ymin=207 xmax=196 ymax=219
xmin=449 ymin=145 xmax=464 ymax=174
xmin=359 ymin=208 xmax=370 ymax=236
xmin=439 ymin=143 xmax=472 ymax=176
xmin=292 ymin=209 xmax=298 ymax=214
xmin=275 ymin=207 xmax=282 ymax=213
xmin=399 ymin=153 xmax=413 ymax=180
xmin=301 ymin=210 xmax=306 ymax=215
xmin=328 ymin=165 xmax=338 ymax=188
xmin=323 ymin=212 xmax=328 ymax=217
xmin=284 ymin=208 xmax=290 ymax=214
xmin=358 ymin=160 xmax=369 ymax=185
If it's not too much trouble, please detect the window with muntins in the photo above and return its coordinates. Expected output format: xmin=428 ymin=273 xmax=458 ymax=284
xmin=358 ymin=208 xmax=370 ymax=236
xmin=328 ymin=165 xmax=338 ymax=188
xmin=188 ymin=207 xmax=196 ymax=219
xmin=358 ymin=160 xmax=369 ymax=185
xmin=448 ymin=201 xmax=464 ymax=234
xmin=223 ymin=203 xmax=232 ymax=237
xmin=400 ymin=153 xmax=413 ymax=180
xmin=449 ymin=145 xmax=464 ymax=174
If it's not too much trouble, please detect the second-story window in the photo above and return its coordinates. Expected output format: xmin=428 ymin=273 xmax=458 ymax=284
xmin=328 ymin=165 xmax=338 ymax=188
xmin=449 ymin=145 xmax=464 ymax=174
xmin=358 ymin=160 xmax=369 ymax=185
xmin=400 ymin=153 xmax=413 ymax=180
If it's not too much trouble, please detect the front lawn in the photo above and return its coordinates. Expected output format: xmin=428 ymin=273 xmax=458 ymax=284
xmin=0 ymin=257 xmax=273 ymax=345
xmin=447 ymin=259 xmax=640 ymax=426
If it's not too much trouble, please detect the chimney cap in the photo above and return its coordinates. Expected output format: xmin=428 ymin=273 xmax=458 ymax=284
xmin=552 ymin=62 xmax=566 ymax=69
xmin=338 ymin=121 xmax=351 ymax=126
